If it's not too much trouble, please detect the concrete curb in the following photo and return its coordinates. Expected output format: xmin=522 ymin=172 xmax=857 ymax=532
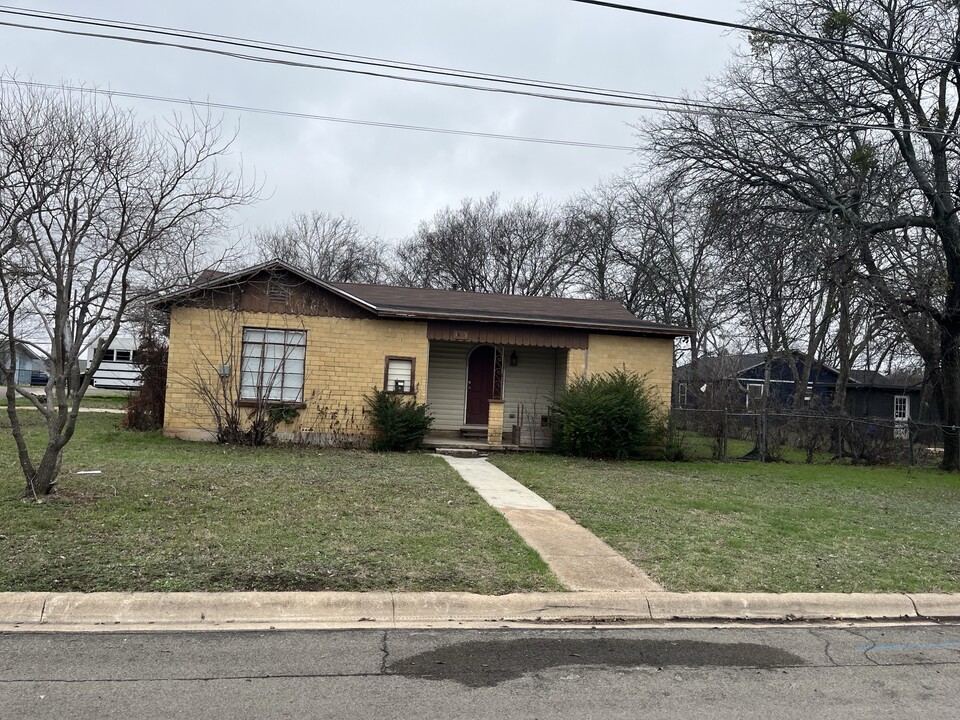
xmin=647 ymin=592 xmax=918 ymax=621
xmin=0 ymin=592 xmax=48 ymax=624
xmin=1 ymin=591 xmax=958 ymax=630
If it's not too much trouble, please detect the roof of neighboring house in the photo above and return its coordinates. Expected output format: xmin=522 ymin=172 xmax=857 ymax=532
xmin=679 ymin=351 xmax=920 ymax=390
xmin=677 ymin=352 xmax=770 ymax=380
xmin=155 ymin=260 xmax=692 ymax=338
xmin=847 ymin=369 xmax=922 ymax=390
xmin=676 ymin=351 xmax=816 ymax=381
xmin=0 ymin=339 xmax=43 ymax=361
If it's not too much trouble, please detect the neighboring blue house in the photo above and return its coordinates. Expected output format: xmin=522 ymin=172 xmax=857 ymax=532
xmin=675 ymin=351 xmax=928 ymax=423
xmin=0 ymin=340 xmax=43 ymax=386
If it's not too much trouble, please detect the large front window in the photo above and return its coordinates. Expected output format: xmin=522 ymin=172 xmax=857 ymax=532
xmin=240 ymin=328 xmax=306 ymax=403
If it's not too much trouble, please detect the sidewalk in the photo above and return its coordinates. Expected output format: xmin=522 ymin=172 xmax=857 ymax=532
xmin=440 ymin=455 xmax=662 ymax=592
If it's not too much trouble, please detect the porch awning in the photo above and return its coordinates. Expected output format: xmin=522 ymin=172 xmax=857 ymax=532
xmin=427 ymin=321 xmax=588 ymax=349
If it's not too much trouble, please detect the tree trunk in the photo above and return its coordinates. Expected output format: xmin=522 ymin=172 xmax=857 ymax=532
xmin=940 ymin=329 xmax=960 ymax=472
xmin=22 ymin=445 xmax=63 ymax=499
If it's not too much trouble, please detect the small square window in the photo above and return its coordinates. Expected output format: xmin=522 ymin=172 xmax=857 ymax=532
xmin=114 ymin=350 xmax=132 ymax=363
xmin=384 ymin=357 xmax=415 ymax=394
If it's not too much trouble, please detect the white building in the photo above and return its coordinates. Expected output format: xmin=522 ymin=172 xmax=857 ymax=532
xmin=89 ymin=337 xmax=141 ymax=390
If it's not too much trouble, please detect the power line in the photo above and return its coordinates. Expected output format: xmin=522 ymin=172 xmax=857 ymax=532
xmin=0 ymin=4 xmax=942 ymax=128
xmin=0 ymin=79 xmax=636 ymax=151
xmin=568 ymin=0 xmax=960 ymax=69
xmin=0 ymin=5 xmax=742 ymax=114
xmin=0 ymin=6 xmax=955 ymax=139
xmin=0 ymin=17 xmax=718 ymax=114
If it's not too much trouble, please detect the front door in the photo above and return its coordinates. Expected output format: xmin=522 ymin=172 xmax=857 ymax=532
xmin=465 ymin=345 xmax=495 ymax=425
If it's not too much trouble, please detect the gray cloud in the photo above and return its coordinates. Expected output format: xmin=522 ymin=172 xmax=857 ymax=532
xmin=1 ymin=0 xmax=744 ymax=244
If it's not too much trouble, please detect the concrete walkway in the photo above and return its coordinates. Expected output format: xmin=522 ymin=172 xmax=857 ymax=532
xmin=440 ymin=455 xmax=662 ymax=593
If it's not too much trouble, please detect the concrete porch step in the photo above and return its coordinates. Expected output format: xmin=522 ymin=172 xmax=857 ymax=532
xmin=459 ymin=426 xmax=488 ymax=440
xmin=434 ymin=448 xmax=482 ymax=458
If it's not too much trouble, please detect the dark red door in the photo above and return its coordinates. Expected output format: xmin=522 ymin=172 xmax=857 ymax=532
xmin=465 ymin=346 xmax=495 ymax=425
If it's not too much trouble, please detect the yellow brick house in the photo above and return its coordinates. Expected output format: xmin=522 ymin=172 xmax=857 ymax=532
xmin=156 ymin=260 xmax=690 ymax=447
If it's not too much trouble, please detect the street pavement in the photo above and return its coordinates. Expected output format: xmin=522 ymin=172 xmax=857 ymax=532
xmin=1 ymin=624 xmax=959 ymax=718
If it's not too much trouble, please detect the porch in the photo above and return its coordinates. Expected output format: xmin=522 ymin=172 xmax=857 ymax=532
xmin=424 ymin=337 xmax=575 ymax=449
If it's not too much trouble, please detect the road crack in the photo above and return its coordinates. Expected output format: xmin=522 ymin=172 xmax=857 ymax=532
xmin=379 ymin=630 xmax=390 ymax=675
xmin=808 ymin=628 xmax=839 ymax=667
xmin=845 ymin=628 xmax=882 ymax=666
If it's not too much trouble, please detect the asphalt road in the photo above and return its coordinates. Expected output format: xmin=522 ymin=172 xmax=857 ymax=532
xmin=2 ymin=624 xmax=959 ymax=719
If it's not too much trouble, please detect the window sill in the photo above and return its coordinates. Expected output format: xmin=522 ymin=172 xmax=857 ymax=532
xmin=238 ymin=399 xmax=307 ymax=409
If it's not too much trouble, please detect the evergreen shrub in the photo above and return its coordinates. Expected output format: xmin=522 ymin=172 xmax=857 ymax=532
xmin=364 ymin=388 xmax=434 ymax=451
xmin=551 ymin=368 xmax=664 ymax=460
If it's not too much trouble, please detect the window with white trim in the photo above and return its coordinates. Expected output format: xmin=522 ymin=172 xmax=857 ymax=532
xmin=385 ymin=357 xmax=414 ymax=394
xmin=746 ymin=383 xmax=764 ymax=409
xmin=240 ymin=328 xmax=306 ymax=403
xmin=894 ymin=395 xmax=909 ymax=422
xmin=678 ymin=382 xmax=688 ymax=407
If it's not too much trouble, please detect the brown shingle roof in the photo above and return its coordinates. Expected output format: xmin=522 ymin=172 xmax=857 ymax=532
xmin=154 ymin=260 xmax=691 ymax=337
xmin=326 ymin=281 xmax=686 ymax=335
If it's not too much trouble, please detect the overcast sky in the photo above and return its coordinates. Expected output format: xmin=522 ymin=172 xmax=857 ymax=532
xmin=1 ymin=0 xmax=745 ymax=246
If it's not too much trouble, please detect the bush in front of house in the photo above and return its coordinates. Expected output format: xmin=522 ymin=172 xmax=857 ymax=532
xmin=364 ymin=388 xmax=434 ymax=451
xmin=551 ymin=368 xmax=665 ymax=460
xmin=124 ymin=329 xmax=168 ymax=432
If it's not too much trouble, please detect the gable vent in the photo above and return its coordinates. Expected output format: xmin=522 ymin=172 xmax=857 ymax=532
xmin=267 ymin=277 xmax=291 ymax=303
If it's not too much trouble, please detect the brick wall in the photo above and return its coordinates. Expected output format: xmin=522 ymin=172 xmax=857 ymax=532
xmin=567 ymin=334 xmax=675 ymax=412
xmin=163 ymin=306 xmax=429 ymax=441
xmin=163 ymin=305 xmax=677 ymax=442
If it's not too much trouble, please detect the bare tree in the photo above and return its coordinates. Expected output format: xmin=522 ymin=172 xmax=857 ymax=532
xmin=393 ymin=193 xmax=585 ymax=296
xmin=253 ymin=211 xmax=388 ymax=283
xmin=0 ymin=80 xmax=255 ymax=498
xmin=645 ymin=0 xmax=960 ymax=468
xmin=566 ymin=180 xmax=631 ymax=302
xmin=617 ymin=177 xmax=738 ymax=363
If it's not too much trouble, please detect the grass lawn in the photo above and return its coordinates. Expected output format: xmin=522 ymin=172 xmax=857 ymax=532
xmin=0 ymin=412 xmax=560 ymax=594
xmin=489 ymin=454 xmax=960 ymax=593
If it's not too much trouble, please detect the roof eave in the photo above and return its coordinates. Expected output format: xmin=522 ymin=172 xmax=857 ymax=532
xmin=376 ymin=308 xmax=692 ymax=337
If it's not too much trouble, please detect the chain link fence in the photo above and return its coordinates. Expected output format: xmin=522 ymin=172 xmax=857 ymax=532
xmin=670 ymin=407 xmax=949 ymax=466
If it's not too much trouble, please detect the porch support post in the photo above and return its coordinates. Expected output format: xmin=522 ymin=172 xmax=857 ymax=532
xmin=487 ymin=400 xmax=505 ymax=446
